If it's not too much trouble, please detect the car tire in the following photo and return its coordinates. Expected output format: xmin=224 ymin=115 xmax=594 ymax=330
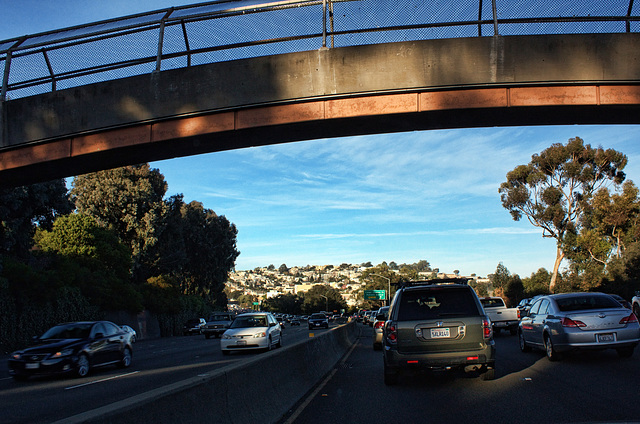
xmin=509 ymin=327 xmax=517 ymax=336
xmin=276 ymin=334 xmax=282 ymax=348
xmin=373 ymin=343 xmax=380 ymax=351
xmin=383 ymin=362 xmax=399 ymax=386
xmin=267 ymin=336 xmax=273 ymax=352
xmin=76 ymin=354 xmax=90 ymax=377
xmin=222 ymin=350 xmax=230 ymax=356
xmin=480 ymin=367 xmax=495 ymax=381
xmin=119 ymin=347 xmax=132 ymax=368
xmin=205 ymin=334 xmax=211 ymax=339
xmin=544 ymin=334 xmax=561 ymax=361
xmin=12 ymin=374 xmax=28 ymax=382
xmin=616 ymin=346 xmax=635 ymax=358
xmin=518 ymin=330 xmax=531 ymax=352
xmin=633 ymin=304 xmax=640 ymax=320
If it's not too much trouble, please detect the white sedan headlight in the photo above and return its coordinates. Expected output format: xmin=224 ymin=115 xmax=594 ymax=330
xmin=222 ymin=334 xmax=232 ymax=339
xmin=253 ymin=331 xmax=266 ymax=338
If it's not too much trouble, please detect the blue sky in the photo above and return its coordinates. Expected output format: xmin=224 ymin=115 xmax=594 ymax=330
xmin=3 ymin=2 xmax=640 ymax=278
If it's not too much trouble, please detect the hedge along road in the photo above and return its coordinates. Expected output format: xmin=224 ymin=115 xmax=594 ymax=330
xmin=0 ymin=323 xmax=319 ymax=424
xmin=281 ymin=323 xmax=640 ymax=424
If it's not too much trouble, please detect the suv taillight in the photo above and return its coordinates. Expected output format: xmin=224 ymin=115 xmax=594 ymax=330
xmin=482 ymin=317 xmax=493 ymax=340
xmin=374 ymin=321 xmax=385 ymax=330
xmin=386 ymin=322 xmax=397 ymax=344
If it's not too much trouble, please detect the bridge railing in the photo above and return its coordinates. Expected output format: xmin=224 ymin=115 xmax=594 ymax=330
xmin=1 ymin=0 xmax=638 ymax=101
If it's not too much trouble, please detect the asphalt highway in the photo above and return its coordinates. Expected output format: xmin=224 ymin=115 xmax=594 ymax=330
xmin=281 ymin=323 xmax=640 ymax=424
xmin=0 ymin=323 xmax=315 ymax=424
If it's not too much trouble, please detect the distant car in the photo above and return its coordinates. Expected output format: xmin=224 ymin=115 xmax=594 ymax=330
xmin=518 ymin=293 xmax=640 ymax=360
xmin=221 ymin=312 xmax=282 ymax=355
xmin=308 ymin=313 xmax=329 ymax=330
xmin=202 ymin=313 xmax=234 ymax=339
xmin=183 ymin=318 xmax=206 ymax=336
xmin=372 ymin=306 xmax=389 ymax=351
xmin=121 ymin=325 xmax=137 ymax=343
xmin=290 ymin=318 xmax=301 ymax=326
xmin=8 ymin=321 xmax=133 ymax=380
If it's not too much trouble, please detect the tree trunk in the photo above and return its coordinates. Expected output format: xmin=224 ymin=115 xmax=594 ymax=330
xmin=549 ymin=246 xmax=565 ymax=293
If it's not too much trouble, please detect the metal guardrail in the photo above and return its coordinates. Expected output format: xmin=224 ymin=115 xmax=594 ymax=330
xmin=0 ymin=0 xmax=639 ymax=102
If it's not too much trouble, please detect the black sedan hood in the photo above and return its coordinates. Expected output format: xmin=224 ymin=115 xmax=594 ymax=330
xmin=18 ymin=339 xmax=82 ymax=354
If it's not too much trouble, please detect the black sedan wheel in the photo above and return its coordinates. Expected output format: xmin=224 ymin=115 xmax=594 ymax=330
xmin=76 ymin=354 xmax=90 ymax=377
xmin=119 ymin=347 xmax=132 ymax=368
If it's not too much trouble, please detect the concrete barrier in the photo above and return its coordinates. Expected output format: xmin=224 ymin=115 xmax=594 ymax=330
xmin=55 ymin=321 xmax=358 ymax=424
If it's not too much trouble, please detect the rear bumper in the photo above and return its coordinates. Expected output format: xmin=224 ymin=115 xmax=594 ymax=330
xmin=383 ymin=342 xmax=496 ymax=371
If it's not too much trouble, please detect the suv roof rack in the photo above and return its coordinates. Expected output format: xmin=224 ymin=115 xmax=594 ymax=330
xmin=393 ymin=278 xmax=471 ymax=288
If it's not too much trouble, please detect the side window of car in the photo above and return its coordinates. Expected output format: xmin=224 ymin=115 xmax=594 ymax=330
xmin=529 ymin=300 xmax=543 ymax=316
xmin=538 ymin=299 xmax=550 ymax=315
xmin=102 ymin=322 xmax=119 ymax=336
xmin=91 ymin=323 xmax=106 ymax=338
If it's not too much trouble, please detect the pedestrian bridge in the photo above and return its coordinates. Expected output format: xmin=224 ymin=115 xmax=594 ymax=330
xmin=1 ymin=0 xmax=639 ymax=187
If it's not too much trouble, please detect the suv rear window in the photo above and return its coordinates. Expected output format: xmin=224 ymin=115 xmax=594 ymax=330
xmin=397 ymin=287 xmax=480 ymax=320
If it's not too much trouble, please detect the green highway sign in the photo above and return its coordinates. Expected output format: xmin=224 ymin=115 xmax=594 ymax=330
xmin=364 ymin=290 xmax=387 ymax=300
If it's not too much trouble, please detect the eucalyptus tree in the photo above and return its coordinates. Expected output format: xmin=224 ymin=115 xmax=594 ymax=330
xmin=499 ymin=137 xmax=627 ymax=291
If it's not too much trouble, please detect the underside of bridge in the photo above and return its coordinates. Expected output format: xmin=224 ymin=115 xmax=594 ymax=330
xmin=1 ymin=33 xmax=640 ymax=188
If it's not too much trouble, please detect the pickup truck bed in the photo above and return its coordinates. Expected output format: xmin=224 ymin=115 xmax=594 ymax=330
xmin=480 ymin=297 xmax=519 ymax=335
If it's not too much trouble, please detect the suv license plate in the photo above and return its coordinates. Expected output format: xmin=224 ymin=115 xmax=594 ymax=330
xmin=597 ymin=333 xmax=615 ymax=343
xmin=25 ymin=363 xmax=40 ymax=369
xmin=430 ymin=328 xmax=450 ymax=339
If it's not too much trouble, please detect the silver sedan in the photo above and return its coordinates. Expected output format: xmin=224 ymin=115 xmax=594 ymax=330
xmin=518 ymin=293 xmax=640 ymax=360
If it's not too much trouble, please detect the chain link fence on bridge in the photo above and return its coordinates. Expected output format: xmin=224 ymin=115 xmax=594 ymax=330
xmin=1 ymin=0 xmax=638 ymax=100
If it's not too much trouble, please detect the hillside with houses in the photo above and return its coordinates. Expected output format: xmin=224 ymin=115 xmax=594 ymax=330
xmin=225 ymin=263 xmax=490 ymax=310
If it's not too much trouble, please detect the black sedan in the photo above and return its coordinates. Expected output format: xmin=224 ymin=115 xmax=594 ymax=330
xmin=308 ymin=313 xmax=329 ymax=330
xmin=8 ymin=321 xmax=133 ymax=381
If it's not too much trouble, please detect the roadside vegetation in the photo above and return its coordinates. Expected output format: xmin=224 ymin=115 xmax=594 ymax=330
xmin=0 ymin=164 xmax=239 ymax=352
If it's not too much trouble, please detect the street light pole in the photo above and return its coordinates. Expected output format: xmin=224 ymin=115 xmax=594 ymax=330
xmin=372 ymin=274 xmax=391 ymax=306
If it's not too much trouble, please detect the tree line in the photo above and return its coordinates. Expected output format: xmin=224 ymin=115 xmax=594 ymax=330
xmin=0 ymin=164 xmax=239 ymax=352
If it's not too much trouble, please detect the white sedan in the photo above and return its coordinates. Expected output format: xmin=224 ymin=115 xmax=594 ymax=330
xmin=221 ymin=312 xmax=282 ymax=355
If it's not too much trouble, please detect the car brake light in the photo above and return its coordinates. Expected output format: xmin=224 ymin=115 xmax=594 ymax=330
xmin=482 ymin=317 xmax=492 ymax=339
xmin=386 ymin=322 xmax=397 ymax=344
xmin=374 ymin=321 xmax=385 ymax=330
xmin=561 ymin=317 xmax=587 ymax=327
xmin=466 ymin=356 xmax=479 ymax=361
xmin=620 ymin=313 xmax=638 ymax=324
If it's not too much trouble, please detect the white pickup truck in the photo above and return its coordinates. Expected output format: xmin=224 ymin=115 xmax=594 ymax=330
xmin=480 ymin=297 xmax=519 ymax=335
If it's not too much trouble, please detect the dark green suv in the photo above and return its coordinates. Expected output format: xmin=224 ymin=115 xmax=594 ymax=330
xmin=382 ymin=279 xmax=496 ymax=385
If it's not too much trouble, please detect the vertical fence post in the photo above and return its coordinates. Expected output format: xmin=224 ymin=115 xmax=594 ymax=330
xmin=478 ymin=0 xmax=483 ymax=36
xmin=491 ymin=0 xmax=499 ymax=35
xmin=322 ymin=0 xmax=328 ymax=48
xmin=626 ymin=0 xmax=634 ymax=33
xmin=1 ymin=50 xmax=11 ymax=147
xmin=155 ymin=20 xmax=166 ymax=72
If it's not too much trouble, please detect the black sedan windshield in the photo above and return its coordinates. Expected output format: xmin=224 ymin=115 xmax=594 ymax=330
xmin=40 ymin=323 xmax=92 ymax=340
